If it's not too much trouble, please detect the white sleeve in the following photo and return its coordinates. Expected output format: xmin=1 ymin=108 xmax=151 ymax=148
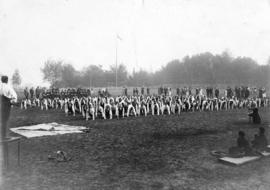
xmin=8 ymin=86 xmax=18 ymax=103
xmin=11 ymin=87 xmax=18 ymax=102
xmin=1 ymin=84 xmax=17 ymax=102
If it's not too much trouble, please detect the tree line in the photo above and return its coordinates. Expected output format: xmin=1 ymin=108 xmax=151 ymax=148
xmin=41 ymin=51 xmax=270 ymax=88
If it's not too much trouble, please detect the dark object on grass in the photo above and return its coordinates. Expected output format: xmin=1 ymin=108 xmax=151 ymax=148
xmin=210 ymin=150 xmax=227 ymax=158
xmin=248 ymin=108 xmax=261 ymax=124
xmin=228 ymin=147 xmax=246 ymax=158
xmin=48 ymin=151 xmax=71 ymax=162
xmin=82 ymin=128 xmax=90 ymax=133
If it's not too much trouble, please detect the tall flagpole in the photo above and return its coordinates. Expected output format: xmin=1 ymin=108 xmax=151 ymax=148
xmin=115 ymin=36 xmax=118 ymax=87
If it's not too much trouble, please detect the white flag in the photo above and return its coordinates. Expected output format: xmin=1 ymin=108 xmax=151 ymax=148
xmin=117 ymin=34 xmax=122 ymax=41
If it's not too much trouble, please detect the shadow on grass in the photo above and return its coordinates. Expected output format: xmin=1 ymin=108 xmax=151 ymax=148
xmin=232 ymin=121 xmax=270 ymax=129
xmin=152 ymin=129 xmax=219 ymax=140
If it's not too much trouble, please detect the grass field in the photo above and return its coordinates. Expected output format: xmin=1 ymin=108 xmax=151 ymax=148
xmin=1 ymin=106 xmax=270 ymax=190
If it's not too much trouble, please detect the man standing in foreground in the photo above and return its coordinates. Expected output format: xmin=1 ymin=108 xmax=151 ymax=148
xmin=0 ymin=75 xmax=17 ymax=140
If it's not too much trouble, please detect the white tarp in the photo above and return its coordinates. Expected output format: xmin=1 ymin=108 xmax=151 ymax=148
xmin=219 ymin=156 xmax=261 ymax=165
xmin=10 ymin=122 xmax=86 ymax=138
xmin=261 ymin=151 xmax=270 ymax=157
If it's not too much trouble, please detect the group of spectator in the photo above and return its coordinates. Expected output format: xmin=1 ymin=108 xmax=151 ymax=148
xmin=24 ymin=86 xmax=43 ymax=99
xmin=98 ymin=88 xmax=109 ymax=97
xmin=158 ymin=87 xmax=172 ymax=96
xmin=176 ymin=87 xmax=192 ymax=97
xmin=24 ymin=87 xmax=94 ymax=99
xmin=129 ymin=87 xmax=151 ymax=96
xmin=226 ymin=86 xmax=266 ymax=99
xmin=23 ymin=86 xmax=267 ymax=100
xmin=174 ymin=86 xmax=266 ymax=99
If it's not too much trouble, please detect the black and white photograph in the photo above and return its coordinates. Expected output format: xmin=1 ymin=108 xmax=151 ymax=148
xmin=1 ymin=0 xmax=270 ymax=189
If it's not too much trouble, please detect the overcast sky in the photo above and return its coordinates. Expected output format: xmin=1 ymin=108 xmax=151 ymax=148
xmin=1 ymin=0 xmax=270 ymax=86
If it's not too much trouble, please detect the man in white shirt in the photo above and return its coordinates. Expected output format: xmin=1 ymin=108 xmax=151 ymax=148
xmin=0 ymin=75 xmax=17 ymax=139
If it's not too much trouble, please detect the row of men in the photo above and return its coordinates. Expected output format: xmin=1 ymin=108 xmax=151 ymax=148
xmin=128 ymin=87 xmax=151 ymax=96
xmin=24 ymin=87 xmax=95 ymax=99
xmin=128 ymin=86 xmax=266 ymax=98
xmin=24 ymin=86 xmax=267 ymax=100
xmin=177 ymin=86 xmax=267 ymax=99
xmin=123 ymin=87 xmax=170 ymax=96
xmin=21 ymin=95 xmax=269 ymax=120
xmin=226 ymin=86 xmax=267 ymax=99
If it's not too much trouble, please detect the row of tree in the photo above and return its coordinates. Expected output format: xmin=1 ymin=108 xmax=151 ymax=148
xmin=41 ymin=60 xmax=129 ymax=87
xmin=41 ymin=52 xmax=270 ymax=88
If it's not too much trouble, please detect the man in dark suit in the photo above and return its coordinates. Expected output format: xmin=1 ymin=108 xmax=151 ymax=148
xmin=248 ymin=107 xmax=261 ymax=124
xmin=0 ymin=75 xmax=17 ymax=140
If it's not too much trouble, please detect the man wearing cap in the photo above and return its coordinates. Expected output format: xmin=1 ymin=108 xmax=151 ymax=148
xmin=0 ymin=75 xmax=17 ymax=139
